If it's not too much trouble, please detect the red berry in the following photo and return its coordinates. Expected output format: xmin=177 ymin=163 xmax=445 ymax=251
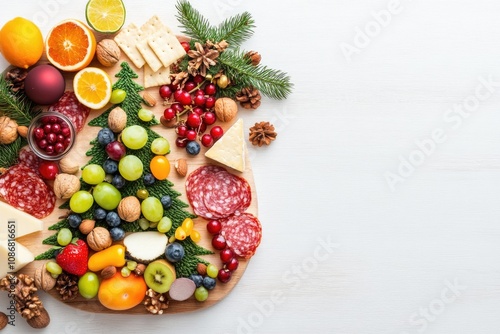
xmin=45 ymin=145 xmax=54 ymax=154
xmin=173 ymin=89 xmax=183 ymax=101
xmin=201 ymin=134 xmax=213 ymax=147
xmin=34 ymin=127 xmax=44 ymax=139
xmin=186 ymin=129 xmax=197 ymax=141
xmin=52 ymin=123 xmax=61 ymax=134
xmin=159 ymin=85 xmax=173 ymax=99
xmin=185 ymin=81 xmax=196 ymax=92
xmin=175 ymin=137 xmax=188 ymax=148
xmin=163 ymin=107 xmax=176 ymax=120
xmin=212 ymin=234 xmax=227 ymax=250
xmin=38 ymin=139 xmax=47 ymax=149
xmin=220 ymin=248 xmax=235 ymax=263
xmin=186 ymin=113 xmax=202 ymax=128
xmin=210 ymin=126 xmax=224 ymax=140
xmin=47 ymin=132 xmax=57 ymax=144
xmin=180 ymin=41 xmax=190 ymax=53
xmin=43 ymin=124 xmax=52 ymax=134
xmin=203 ymin=112 xmax=216 ymax=125
xmin=225 ymin=257 xmax=239 ymax=271
xmin=195 ymin=89 xmax=205 ymax=96
xmin=173 ymin=103 xmax=184 ymax=113
xmin=217 ymin=269 xmax=232 ymax=283
xmin=176 ymin=91 xmax=192 ymax=105
xmin=193 ymin=75 xmax=204 ymax=84
xmin=205 ymin=96 xmax=216 ymax=108
xmin=204 ymin=83 xmax=216 ymax=96
xmin=198 ymin=123 xmax=207 ymax=134
xmin=55 ymin=142 xmax=65 ymax=153
xmin=39 ymin=161 xmax=59 ymax=180
xmin=193 ymin=94 xmax=206 ymax=107
xmin=207 ymin=220 xmax=222 ymax=234
xmin=192 ymin=107 xmax=204 ymax=115
xmin=176 ymin=125 xmax=188 ymax=137
xmin=105 ymin=141 xmax=126 ymax=161
xmin=61 ymin=127 xmax=71 ymax=137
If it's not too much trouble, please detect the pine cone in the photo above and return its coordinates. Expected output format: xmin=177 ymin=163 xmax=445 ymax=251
xmin=5 ymin=67 xmax=28 ymax=92
xmin=245 ymin=51 xmax=261 ymax=66
xmin=236 ymin=87 xmax=261 ymax=109
xmin=144 ymin=288 xmax=169 ymax=315
xmin=0 ymin=274 xmax=44 ymax=320
xmin=55 ymin=273 xmax=79 ymax=301
xmin=187 ymin=42 xmax=219 ymax=77
xmin=249 ymin=121 xmax=277 ymax=146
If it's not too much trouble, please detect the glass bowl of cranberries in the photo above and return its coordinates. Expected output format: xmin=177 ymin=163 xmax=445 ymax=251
xmin=28 ymin=112 xmax=76 ymax=160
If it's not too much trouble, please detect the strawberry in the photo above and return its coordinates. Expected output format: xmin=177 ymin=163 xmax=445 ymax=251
xmin=55 ymin=239 xmax=89 ymax=276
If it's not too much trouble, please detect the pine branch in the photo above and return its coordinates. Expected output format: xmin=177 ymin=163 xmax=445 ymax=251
xmin=219 ymin=49 xmax=293 ymax=100
xmin=0 ymin=76 xmax=40 ymax=126
xmin=215 ymin=12 xmax=255 ymax=47
xmin=175 ymin=0 xmax=216 ymax=43
xmin=0 ymin=136 xmax=23 ymax=169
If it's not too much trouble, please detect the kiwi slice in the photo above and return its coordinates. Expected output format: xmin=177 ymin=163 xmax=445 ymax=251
xmin=144 ymin=260 xmax=176 ymax=293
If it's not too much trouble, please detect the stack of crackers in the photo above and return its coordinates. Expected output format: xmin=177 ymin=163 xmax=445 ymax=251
xmin=114 ymin=15 xmax=186 ymax=88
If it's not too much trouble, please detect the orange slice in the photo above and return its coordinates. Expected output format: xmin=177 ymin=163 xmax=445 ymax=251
xmin=45 ymin=19 xmax=96 ymax=72
xmin=73 ymin=67 xmax=112 ymax=109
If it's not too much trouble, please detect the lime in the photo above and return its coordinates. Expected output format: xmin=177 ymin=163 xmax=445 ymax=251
xmin=85 ymin=0 xmax=126 ymax=33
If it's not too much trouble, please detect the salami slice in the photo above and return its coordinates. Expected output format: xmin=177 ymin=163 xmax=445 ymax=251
xmin=220 ymin=213 xmax=262 ymax=259
xmin=48 ymin=91 xmax=90 ymax=132
xmin=18 ymin=147 xmax=41 ymax=174
xmin=186 ymin=165 xmax=225 ymax=219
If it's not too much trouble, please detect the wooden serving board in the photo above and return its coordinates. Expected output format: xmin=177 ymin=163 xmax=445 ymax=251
xmin=15 ymin=34 xmax=258 ymax=314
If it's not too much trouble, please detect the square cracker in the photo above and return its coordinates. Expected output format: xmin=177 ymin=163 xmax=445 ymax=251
xmin=136 ymin=16 xmax=166 ymax=72
xmin=136 ymin=39 xmax=163 ymax=72
xmin=148 ymin=27 xmax=187 ymax=68
xmin=114 ymin=23 xmax=146 ymax=69
xmin=144 ymin=64 xmax=171 ymax=88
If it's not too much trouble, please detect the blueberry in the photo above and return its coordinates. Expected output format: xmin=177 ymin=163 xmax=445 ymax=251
xmin=106 ymin=211 xmax=121 ymax=227
xmin=97 ymin=128 xmax=115 ymax=146
xmin=186 ymin=141 xmax=200 ymax=155
xmin=189 ymin=274 xmax=203 ymax=288
xmin=165 ymin=242 xmax=185 ymax=263
xmin=103 ymin=159 xmax=118 ymax=174
xmin=67 ymin=214 xmax=82 ymax=228
xmin=112 ymin=174 xmax=126 ymax=189
xmin=93 ymin=207 xmax=107 ymax=220
xmin=160 ymin=195 xmax=172 ymax=209
xmin=202 ymin=276 xmax=216 ymax=290
xmin=109 ymin=227 xmax=125 ymax=241
xmin=143 ymin=173 xmax=155 ymax=186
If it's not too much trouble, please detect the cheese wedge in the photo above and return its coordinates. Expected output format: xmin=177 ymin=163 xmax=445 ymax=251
xmin=205 ymin=119 xmax=246 ymax=172
xmin=0 ymin=240 xmax=35 ymax=279
xmin=0 ymin=201 xmax=43 ymax=241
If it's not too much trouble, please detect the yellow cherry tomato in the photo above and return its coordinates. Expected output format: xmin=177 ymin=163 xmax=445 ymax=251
xmin=190 ymin=229 xmax=201 ymax=243
xmin=88 ymin=244 xmax=126 ymax=272
xmin=181 ymin=218 xmax=194 ymax=236
xmin=175 ymin=226 xmax=187 ymax=240
xmin=150 ymin=155 xmax=170 ymax=180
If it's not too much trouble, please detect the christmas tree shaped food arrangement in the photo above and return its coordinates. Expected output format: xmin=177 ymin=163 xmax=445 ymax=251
xmin=37 ymin=62 xmax=212 ymax=278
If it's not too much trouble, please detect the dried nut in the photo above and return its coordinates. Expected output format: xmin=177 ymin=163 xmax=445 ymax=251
xmin=108 ymin=106 xmax=127 ymax=133
xmin=79 ymin=219 xmax=95 ymax=235
xmin=0 ymin=312 xmax=7 ymax=330
xmin=17 ymin=125 xmax=28 ymax=138
xmin=53 ymin=173 xmax=80 ymax=199
xmin=100 ymin=266 xmax=116 ymax=280
xmin=142 ymin=92 xmax=157 ymax=107
xmin=96 ymin=39 xmax=120 ymax=67
xmin=134 ymin=263 xmax=146 ymax=275
xmin=26 ymin=308 xmax=50 ymax=329
xmin=87 ymin=227 xmax=112 ymax=252
xmin=0 ymin=116 xmax=18 ymax=144
xmin=160 ymin=116 xmax=177 ymax=128
xmin=58 ymin=155 xmax=80 ymax=174
xmin=175 ymin=159 xmax=188 ymax=177
xmin=197 ymin=263 xmax=207 ymax=276
xmin=34 ymin=263 xmax=57 ymax=291
xmin=245 ymin=51 xmax=262 ymax=66
xmin=214 ymin=97 xmax=238 ymax=122
xmin=117 ymin=196 xmax=141 ymax=222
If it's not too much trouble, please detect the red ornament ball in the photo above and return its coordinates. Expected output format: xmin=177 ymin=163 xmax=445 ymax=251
xmin=24 ymin=64 xmax=65 ymax=105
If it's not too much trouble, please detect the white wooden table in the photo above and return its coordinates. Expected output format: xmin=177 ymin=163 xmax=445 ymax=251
xmin=3 ymin=0 xmax=500 ymax=333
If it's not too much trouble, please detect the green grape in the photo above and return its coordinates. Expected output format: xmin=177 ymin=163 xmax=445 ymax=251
xmin=151 ymin=137 xmax=170 ymax=155
xmin=46 ymin=261 xmax=62 ymax=276
xmin=141 ymin=197 xmax=164 ymax=223
xmin=138 ymin=217 xmax=150 ymax=230
xmin=69 ymin=190 xmax=94 ymax=213
xmin=78 ymin=272 xmax=100 ymax=299
xmin=121 ymin=267 xmax=131 ymax=277
xmin=121 ymin=125 xmax=148 ymax=150
xmin=138 ymin=108 xmax=154 ymax=122
xmin=194 ymin=286 xmax=209 ymax=302
xmin=206 ymin=264 xmax=218 ymax=278
xmin=136 ymin=189 xmax=149 ymax=200
xmin=118 ymin=155 xmax=144 ymax=181
xmin=110 ymin=89 xmax=127 ymax=104
xmin=82 ymin=164 xmax=106 ymax=185
xmin=127 ymin=261 xmax=137 ymax=271
xmin=157 ymin=217 xmax=172 ymax=233
xmin=57 ymin=228 xmax=73 ymax=246
xmin=93 ymin=182 xmax=122 ymax=210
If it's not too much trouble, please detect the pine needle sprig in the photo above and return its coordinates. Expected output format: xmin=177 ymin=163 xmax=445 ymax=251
xmin=219 ymin=49 xmax=293 ymax=100
xmin=215 ymin=12 xmax=255 ymax=47
xmin=0 ymin=136 xmax=23 ymax=169
xmin=0 ymin=76 xmax=40 ymax=126
xmin=175 ymin=0 xmax=217 ymax=43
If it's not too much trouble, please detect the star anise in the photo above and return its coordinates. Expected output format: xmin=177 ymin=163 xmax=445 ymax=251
xmin=249 ymin=121 xmax=277 ymax=147
xmin=187 ymin=42 xmax=219 ymax=77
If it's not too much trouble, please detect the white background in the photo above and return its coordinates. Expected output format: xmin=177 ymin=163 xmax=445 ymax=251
xmin=2 ymin=0 xmax=500 ymax=333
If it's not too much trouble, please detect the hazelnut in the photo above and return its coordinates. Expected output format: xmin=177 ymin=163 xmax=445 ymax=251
xmin=87 ymin=227 xmax=112 ymax=251
xmin=53 ymin=173 xmax=80 ymax=199
xmin=175 ymin=158 xmax=188 ymax=177
xmin=34 ymin=263 xmax=57 ymax=291
xmin=134 ymin=263 xmax=146 ymax=275
xmin=214 ymin=97 xmax=238 ymax=122
xmin=96 ymin=39 xmax=120 ymax=67
xmin=0 ymin=312 xmax=7 ymax=330
xmin=79 ymin=219 xmax=95 ymax=235
xmin=58 ymin=155 xmax=80 ymax=174
xmin=117 ymin=196 xmax=141 ymax=222
xmin=100 ymin=266 xmax=116 ymax=280
xmin=108 ymin=106 xmax=127 ymax=133
xmin=0 ymin=116 xmax=18 ymax=144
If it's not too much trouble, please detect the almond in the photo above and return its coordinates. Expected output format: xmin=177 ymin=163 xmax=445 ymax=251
xmin=175 ymin=158 xmax=188 ymax=177
xmin=79 ymin=219 xmax=95 ymax=235
xmin=142 ymin=92 xmax=157 ymax=107
xmin=100 ymin=266 xmax=116 ymax=280
xmin=197 ymin=263 xmax=207 ymax=276
xmin=17 ymin=125 xmax=28 ymax=138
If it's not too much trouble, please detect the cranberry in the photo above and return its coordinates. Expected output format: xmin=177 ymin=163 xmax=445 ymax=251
xmin=220 ymin=248 xmax=235 ymax=263
xmin=210 ymin=126 xmax=224 ymax=140
xmin=184 ymin=81 xmax=196 ymax=92
xmin=212 ymin=234 xmax=227 ymax=250
xmin=186 ymin=113 xmax=202 ymax=128
xmin=34 ymin=128 xmax=44 ymax=139
xmin=38 ymin=139 xmax=48 ymax=149
xmin=47 ymin=132 xmax=57 ymax=144
xmin=193 ymin=94 xmax=206 ymax=107
xmin=203 ymin=112 xmax=216 ymax=125
xmin=39 ymin=161 xmax=59 ymax=180
xmin=217 ymin=269 xmax=232 ymax=283
xmin=54 ymin=142 xmax=65 ymax=153
xmin=205 ymin=96 xmax=216 ymax=108
xmin=193 ymin=75 xmax=204 ymax=84
xmin=45 ymin=145 xmax=54 ymax=154
xmin=52 ymin=123 xmax=61 ymax=134
xmin=64 ymin=137 xmax=72 ymax=148
xmin=207 ymin=220 xmax=222 ymax=234
xmin=195 ymin=89 xmax=205 ymax=96
xmin=192 ymin=107 xmax=204 ymax=115
xmin=61 ymin=127 xmax=71 ymax=137
xmin=163 ymin=107 xmax=176 ymax=121
xmin=201 ymin=134 xmax=213 ymax=147
xmin=180 ymin=41 xmax=190 ymax=53
xmin=40 ymin=116 xmax=51 ymax=125
xmin=204 ymin=83 xmax=217 ymax=96
xmin=176 ymin=125 xmax=188 ymax=137
xmin=173 ymin=89 xmax=183 ymax=101
xmin=57 ymin=134 xmax=64 ymax=143
xmin=159 ymin=85 xmax=173 ymax=99
xmin=43 ymin=124 xmax=52 ymax=134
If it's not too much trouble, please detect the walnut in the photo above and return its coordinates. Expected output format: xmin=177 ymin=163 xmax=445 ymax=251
xmin=34 ymin=263 xmax=57 ymax=291
xmin=117 ymin=196 xmax=141 ymax=222
xmin=86 ymin=227 xmax=112 ymax=252
xmin=79 ymin=219 xmax=95 ymax=235
xmin=96 ymin=39 xmax=120 ymax=67
xmin=58 ymin=155 xmax=80 ymax=174
xmin=108 ymin=107 xmax=127 ymax=133
xmin=214 ymin=97 xmax=238 ymax=122
xmin=53 ymin=173 xmax=80 ymax=199
xmin=0 ymin=116 xmax=18 ymax=144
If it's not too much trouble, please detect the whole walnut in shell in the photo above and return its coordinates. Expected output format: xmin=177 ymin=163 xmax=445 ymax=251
xmin=214 ymin=97 xmax=238 ymax=122
xmin=87 ymin=227 xmax=112 ymax=251
xmin=58 ymin=155 xmax=80 ymax=174
xmin=108 ymin=107 xmax=127 ymax=133
xmin=96 ymin=39 xmax=120 ymax=67
xmin=117 ymin=196 xmax=141 ymax=222
xmin=53 ymin=174 xmax=80 ymax=199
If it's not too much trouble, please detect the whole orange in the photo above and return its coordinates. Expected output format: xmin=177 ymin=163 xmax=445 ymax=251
xmin=0 ymin=17 xmax=43 ymax=69
xmin=98 ymin=271 xmax=147 ymax=311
